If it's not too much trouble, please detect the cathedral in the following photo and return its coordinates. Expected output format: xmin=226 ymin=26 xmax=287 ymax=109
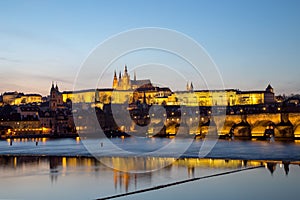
xmin=113 ymin=65 xmax=152 ymax=90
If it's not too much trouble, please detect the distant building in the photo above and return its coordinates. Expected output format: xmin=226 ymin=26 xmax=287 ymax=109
xmin=49 ymin=83 xmax=63 ymax=111
xmin=113 ymin=65 xmax=152 ymax=90
xmin=39 ymin=110 xmax=55 ymax=133
xmin=186 ymin=82 xmax=194 ymax=92
xmin=235 ymin=84 xmax=275 ymax=105
xmin=61 ymin=66 xmax=276 ymax=107
xmin=2 ymin=91 xmax=42 ymax=105
xmin=174 ymin=84 xmax=276 ymax=106
xmin=17 ymin=106 xmax=39 ymax=120
xmin=43 ymin=83 xmax=75 ymax=134
xmin=0 ymin=105 xmax=42 ymax=136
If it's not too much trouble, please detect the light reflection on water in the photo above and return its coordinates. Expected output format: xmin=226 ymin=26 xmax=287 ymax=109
xmin=1 ymin=138 xmax=300 ymax=199
xmin=2 ymin=137 xmax=300 ymax=161
xmin=0 ymin=156 xmax=299 ymax=200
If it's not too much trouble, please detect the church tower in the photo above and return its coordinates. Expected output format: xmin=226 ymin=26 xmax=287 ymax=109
xmin=186 ymin=81 xmax=194 ymax=92
xmin=49 ymin=82 xmax=63 ymax=111
xmin=134 ymin=71 xmax=136 ymax=81
xmin=190 ymin=82 xmax=194 ymax=91
xmin=121 ymin=65 xmax=131 ymax=90
xmin=266 ymin=84 xmax=274 ymax=93
xmin=186 ymin=81 xmax=190 ymax=91
xmin=113 ymin=70 xmax=118 ymax=89
xmin=50 ymin=82 xmax=57 ymax=111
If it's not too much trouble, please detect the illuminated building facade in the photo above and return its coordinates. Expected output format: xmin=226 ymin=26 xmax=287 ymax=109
xmin=2 ymin=91 xmax=42 ymax=105
xmin=113 ymin=65 xmax=152 ymax=90
xmin=61 ymin=65 xmax=275 ymax=107
xmin=0 ymin=105 xmax=42 ymax=136
xmin=173 ymin=84 xmax=275 ymax=106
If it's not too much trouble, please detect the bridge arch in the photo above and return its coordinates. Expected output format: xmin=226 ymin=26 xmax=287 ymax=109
xmin=231 ymin=121 xmax=251 ymax=138
xmin=218 ymin=121 xmax=236 ymax=137
xmin=275 ymin=120 xmax=294 ymax=138
xmin=293 ymin=122 xmax=300 ymax=139
xmin=251 ymin=120 xmax=279 ymax=138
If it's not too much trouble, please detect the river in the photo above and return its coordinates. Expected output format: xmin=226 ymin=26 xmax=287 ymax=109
xmin=0 ymin=138 xmax=299 ymax=199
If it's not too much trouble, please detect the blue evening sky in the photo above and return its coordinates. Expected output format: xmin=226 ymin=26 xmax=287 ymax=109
xmin=0 ymin=0 xmax=299 ymax=95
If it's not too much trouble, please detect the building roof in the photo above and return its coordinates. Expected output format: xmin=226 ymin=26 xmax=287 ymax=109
xmin=19 ymin=106 xmax=40 ymax=112
xmin=131 ymin=79 xmax=152 ymax=87
xmin=25 ymin=94 xmax=42 ymax=97
xmin=266 ymin=84 xmax=273 ymax=90
xmin=3 ymin=91 xmax=19 ymax=96
xmin=237 ymin=90 xmax=269 ymax=94
xmin=62 ymin=88 xmax=113 ymax=94
xmin=134 ymin=86 xmax=172 ymax=93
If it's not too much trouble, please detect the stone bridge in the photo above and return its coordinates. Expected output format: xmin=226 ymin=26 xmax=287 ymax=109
xmin=211 ymin=113 xmax=300 ymax=138
xmin=152 ymin=112 xmax=300 ymax=139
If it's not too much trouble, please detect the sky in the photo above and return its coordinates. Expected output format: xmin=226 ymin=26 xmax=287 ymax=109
xmin=0 ymin=0 xmax=299 ymax=96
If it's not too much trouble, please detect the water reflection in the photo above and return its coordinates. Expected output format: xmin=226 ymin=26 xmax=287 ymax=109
xmin=0 ymin=156 xmax=300 ymax=200
xmin=1 ymin=156 xmax=299 ymax=181
xmin=265 ymin=161 xmax=292 ymax=176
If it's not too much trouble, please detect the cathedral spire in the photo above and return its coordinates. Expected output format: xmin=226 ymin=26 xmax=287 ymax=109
xmin=134 ymin=71 xmax=136 ymax=81
xmin=113 ymin=70 xmax=118 ymax=89
xmin=124 ymin=65 xmax=128 ymax=73
xmin=190 ymin=82 xmax=194 ymax=91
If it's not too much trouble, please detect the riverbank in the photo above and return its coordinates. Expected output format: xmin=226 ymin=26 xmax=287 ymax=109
xmin=1 ymin=133 xmax=79 ymax=140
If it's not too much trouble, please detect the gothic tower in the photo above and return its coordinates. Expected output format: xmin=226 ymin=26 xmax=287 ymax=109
xmin=49 ymin=82 xmax=63 ymax=111
xmin=113 ymin=70 xmax=118 ymax=89
xmin=186 ymin=81 xmax=190 ymax=91
xmin=186 ymin=81 xmax=194 ymax=92
xmin=134 ymin=71 xmax=136 ymax=81
xmin=121 ymin=65 xmax=131 ymax=90
xmin=190 ymin=82 xmax=194 ymax=91
xmin=266 ymin=84 xmax=274 ymax=93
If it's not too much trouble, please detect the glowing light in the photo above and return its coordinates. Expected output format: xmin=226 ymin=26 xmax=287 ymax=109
xmin=62 ymin=157 xmax=67 ymax=168
xmin=13 ymin=157 xmax=17 ymax=167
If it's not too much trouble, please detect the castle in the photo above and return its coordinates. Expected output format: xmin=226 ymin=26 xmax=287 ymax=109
xmin=0 ymin=64 xmax=276 ymax=107
xmin=112 ymin=65 xmax=152 ymax=90
xmin=60 ymin=65 xmax=276 ymax=106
